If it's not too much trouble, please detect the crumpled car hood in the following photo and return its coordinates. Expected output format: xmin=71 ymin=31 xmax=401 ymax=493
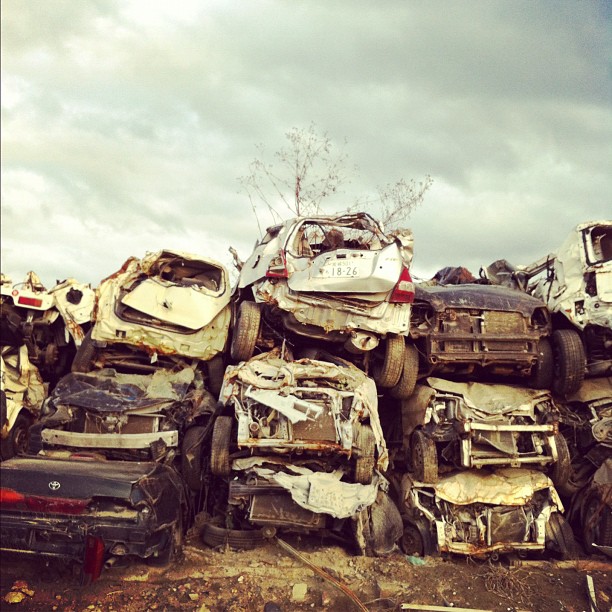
xmin=429 ymin=468 xmax=562 ymax=508
xmin=221 ymin=351 xmax=388 ymax=470
xmin=414 ymin=283 xmax=549 ymax=316
xmin=49 ymin=367 xmax=199 ymax=414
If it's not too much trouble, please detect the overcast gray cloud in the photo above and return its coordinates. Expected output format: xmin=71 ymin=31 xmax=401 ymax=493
xmin=1 ymin=0 xmax=610 ymax=289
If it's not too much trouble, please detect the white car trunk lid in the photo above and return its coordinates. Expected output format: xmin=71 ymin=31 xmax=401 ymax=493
xmin=287 ymin=243 xmax=402 ymax=294
xmin=121 ymin=280 xmax=228 ymax=330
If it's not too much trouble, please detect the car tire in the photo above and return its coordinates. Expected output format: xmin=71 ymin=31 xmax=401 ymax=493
xmin=210 ymin=416 xmax=233 ymax=477
xmin=71 ymin=329 xmax=96 ymax=373
xmin=551 ymin=329 xmax=586 ymax=396
xmin=529 ymin=338 xmax=554 ymax=390
xmin=549 ymin=434 xmax=571 ymax=489
xmin=582 ymin=494 xmax=612 ymax=555
xmin=354 ymin=424 xmax=376 ymax=485
xmin=230 ymin=302 xmax=262 ymax=362
xmin=148 ymin=517 xmax=184 ymax=567
xmin=400 ymin=521 xmax=425 ymax=556
xmin=373 ymin=335 xmax=405 ymax=388
xmin=181 ymin=426 xmax=205 ymax=491
xmin=0 ymin=412 xmax=32 ymax=460
xmin=389 ymin=343 xmax=419 ymax=399
xmin=411 ymin=430 xmax=438 ymax=483
xmin=545 ymin=512 xmax=581 ymax=560
xmin=201 ymin=523 xmax=266 ymax=550
xmin=206 ymin=355 xmax=225 ymax=397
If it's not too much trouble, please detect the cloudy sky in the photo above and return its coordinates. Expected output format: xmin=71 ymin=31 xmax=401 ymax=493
xmin=2 ymin=0 xmax=610 ymax=290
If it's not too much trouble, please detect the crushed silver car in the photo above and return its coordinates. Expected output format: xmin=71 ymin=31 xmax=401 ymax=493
xmin=400 ymin=378 xmax=569 ymax=487
xmin=73 ymin=249 xmax=231 ymax=394
xmin=483 ymin=220 xmax=611 ymax=383
xmin=232 ymin=213 xmax=417 ymax=397
xmin=399 ymin=468 xmax=577 ymax=559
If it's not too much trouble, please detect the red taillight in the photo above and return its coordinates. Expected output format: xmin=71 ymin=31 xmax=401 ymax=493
xmin=0 ymin=488 xmax=88 ymax=515
xmin=265 ymin=250 xmax=289 ymax=278
xmin=0 ymin=488 xmax=26 ymax=505
xmin=26 ymin=496 xmax=89 ymax=515
xmin=390 ymin=268 xmax=415 ymax=303
xmin=17 ymin=296 xmax=43 ymax=307
xmin=82 ymin=536 xmax=105 ymax=584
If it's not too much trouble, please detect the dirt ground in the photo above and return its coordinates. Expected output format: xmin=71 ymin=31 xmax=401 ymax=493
xmin=1 ymin=523 xmax=611 ymax=612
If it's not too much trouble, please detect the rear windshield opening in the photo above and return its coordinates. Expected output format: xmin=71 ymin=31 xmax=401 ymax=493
xmin=151 ymin=255 xmax=224 ymax=291
xmin=290 ymin=222 xmax=387 ymax=257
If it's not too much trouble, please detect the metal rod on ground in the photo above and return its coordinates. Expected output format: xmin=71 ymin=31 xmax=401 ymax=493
xmin=274 ymin=536 xmax=369 ymax=612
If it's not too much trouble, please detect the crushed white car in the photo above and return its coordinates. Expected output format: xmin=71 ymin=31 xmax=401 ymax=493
xmin=483 ymin=220 xmax=611 ymax=384
xmin=1 ymin=272 xmax=95 ymax=383
xmin=0 ymin=345 xmax=47 ymax=459
xmin=203 ymin=350 xmax=403 ymax=554
xmin=73 ymin=250 xmax=232 ymax=394
xmin=212 ymin=350 xmax=387 ymax=484
xmin=232 ymin=213 xmax=417 ymax=396
xmin=399 ymin=468 xmax=577 ymax=559
xmin=400 ymin=378 xmax=569 ymax=487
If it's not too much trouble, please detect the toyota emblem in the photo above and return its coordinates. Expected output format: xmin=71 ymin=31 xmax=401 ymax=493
xmin=48 ymin=481 xmax=61 ymax=491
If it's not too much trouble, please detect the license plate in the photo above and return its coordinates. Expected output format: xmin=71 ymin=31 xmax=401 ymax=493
xmin=321 ymin=262 xmax=359 ymax=278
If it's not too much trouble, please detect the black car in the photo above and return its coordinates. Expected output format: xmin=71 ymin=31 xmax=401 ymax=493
xmin=409 ymin=283 xmax=585 ymax=395
xmin=0 ymin=456 xmax=188 ymax=583
xmin=28 ymin=366 xmax=216 ymax=492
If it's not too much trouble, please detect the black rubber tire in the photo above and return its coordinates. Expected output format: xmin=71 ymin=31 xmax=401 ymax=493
xmin=582 ymin=494 xmax=612 ymax=555
xmin=201 ymin=523 xmax=266 ymax=550
xmin=373 ymin=335 xmax=405 ymax=388
xmin=400 ymin=522 xmax=425 ymax=556
xmin=545 ymin=512 xmax=581 ymax=560
xmin=389 ymin=343 xmax=419 ymax=399
xmin=411 ymin=430 xmax=438 ymax=483
xmin=0 ymin=413 xmax=32 ymax=460
xmin=181 ymin=426 xmax=205 ymax=491
xmin=354 ymin=424 xmax=376 ymax=484
xmin=551 ymin=329 xmax=586 ymax=396
xmin=210 ymin=416 xmax=233 ymax=477
xmin=529 ymin=338 xmax=554 ymax=390
xmin=71 ymin=329 xmax=96 ymax=373
xmin=206 ymin=355 xmax=225 ymax=397
xmin=230 ymin=301 xmax=261 ymax=362
xmin=148 ymin=517 xmax=183 ymax=567
xmin=549 ymin=434 xmax=571 ymax=489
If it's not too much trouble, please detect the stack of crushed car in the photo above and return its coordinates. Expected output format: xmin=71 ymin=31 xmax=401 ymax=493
xmin=0 ymin=214 xmax=609 ymax=583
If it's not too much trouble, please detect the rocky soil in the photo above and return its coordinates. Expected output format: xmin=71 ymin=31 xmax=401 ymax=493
xmin=2 ymin=525 xmax=611 ymax=612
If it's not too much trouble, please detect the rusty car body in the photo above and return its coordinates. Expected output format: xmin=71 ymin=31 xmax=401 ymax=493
xmin=1 ymin=345 xmax=47 ymax=460
xmin=212 ymin=350 xmax=387 ymax=484
xmin=0 ymin=456 xmax=188 ymax=582
xmin=400 ymin=378 xmax=568 ymax=486
xmin=408 ymin=281 xmax=587 ymax=394
xmin=399 ymin=468 xmax=573 ymax=558
xmin=557 ymin=376 xmax=612 ymax=497
xmin=73 ymin=249 xmax=231 ymax=394
xmin=568 ymin=457 xmax=611 ymax=558
xmin=27 ymin=366 xmax=216 ymax=491
xmin=203 ymin=350 xmax=402 ymax=553
xmin=232 ymin=213 xmax=417 ymax=396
